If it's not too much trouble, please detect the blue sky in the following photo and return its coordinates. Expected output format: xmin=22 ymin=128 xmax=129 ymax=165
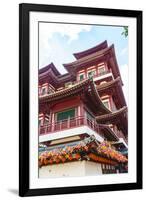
xmin=39 ymin=23 xmax=128 ymax=103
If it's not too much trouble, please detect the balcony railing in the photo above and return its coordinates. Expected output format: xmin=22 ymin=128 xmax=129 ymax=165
xmin=97 ymin=69 xmax=111 ymax=77
xmin=39 ymin=70 xmax=113 ymax=96
xmin=39 ymin=116 xmax=124 ymax=143
xmin=39 ymin=116 xmax=100 ymax=135
xmin=77 ymin=69 xmax=112 ymax=83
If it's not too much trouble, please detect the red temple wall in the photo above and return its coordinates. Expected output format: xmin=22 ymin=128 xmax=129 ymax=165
xmin=76 ymin=61 xmax=111 ymax=81
xmin=51 ymin=96 xmax=80 ymax=113
xmin=49 ymin=96 xmax=84 ymax=124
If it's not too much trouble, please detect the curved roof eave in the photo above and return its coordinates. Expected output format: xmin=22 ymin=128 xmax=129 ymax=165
xmin=63 ymin=45 xmax=114 ymax=70
xmin=39 ymin=66 xmax=75 ymax=84
xmin=96 ymin=77 xmax=127 ymax=107
xmin=39 ymin=78 xmax=111 ymax=115
xmin=96 ymin=77 xmax=121 ymax=91
xmin=89 ymin=79 xmax=111 ymax=115
xmin=73 ymin=40 xmax=108 ymax=59
xmin=39 ymin=78 xmax=91 ymax=102
xmin=39 ymin=62 xmax=61 ymax=76
xmin=99 ymin=124 xmax=119 ymax=141
xmin=96 ymin=106 xmax=128 ymax=121
xmin=109 ymin=46 xmax=124 ymax=85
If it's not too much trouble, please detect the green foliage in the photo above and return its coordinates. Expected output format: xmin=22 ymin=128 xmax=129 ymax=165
xmin=121 ymin=27 xmax=128 ymax=37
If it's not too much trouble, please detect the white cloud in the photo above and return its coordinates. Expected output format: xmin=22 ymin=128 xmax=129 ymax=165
xmin=120 ymin=64 xmax=129 ymax=106
xmin=39 ymin=23 xmax=92 ymax=69
xmin=40 ymin=23 xmax=92 ymax=42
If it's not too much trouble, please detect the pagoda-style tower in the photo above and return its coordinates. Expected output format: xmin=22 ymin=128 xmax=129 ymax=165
xmin=38 ymin=41 xmax=128 ymax=178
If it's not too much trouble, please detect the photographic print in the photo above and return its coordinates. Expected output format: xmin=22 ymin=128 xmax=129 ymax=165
xmin=19 ymin=3 xmax=142 ymax=196
xmin=38 ymin=23 xmax=128 ymax=178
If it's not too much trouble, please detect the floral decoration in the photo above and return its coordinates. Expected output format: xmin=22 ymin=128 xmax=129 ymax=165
xmin=39 ymin=140 xmax=127 ymax=167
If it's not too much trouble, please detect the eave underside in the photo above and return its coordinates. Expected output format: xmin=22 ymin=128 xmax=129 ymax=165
xmin=96 ymin=106 xmax=128 ymax=136
xmin=96 ymin=77 xmax=127 ymax=108
xmin=40 ymin=78 xmax=111 ymax=116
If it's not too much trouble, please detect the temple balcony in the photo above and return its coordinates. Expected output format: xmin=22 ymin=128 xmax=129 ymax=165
xmin=39 ymin=116 xmax=104 ymax=143
xmin=92 ymin=69 xmax=114 ymax=82
xmin=76 ymin=69 xmax=114 ymax=84
xmin=38 ymin=70 xmax=114 ymax=95
xmin=39 ymin=116 xmax=120 ymax=144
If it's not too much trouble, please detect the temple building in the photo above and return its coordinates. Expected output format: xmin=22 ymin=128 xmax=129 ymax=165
xmin=38 ymin=41 xmax=128 ymax=178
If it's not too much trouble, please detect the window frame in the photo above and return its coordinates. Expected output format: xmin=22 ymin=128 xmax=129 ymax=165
xmin=87 ymin=69 xmax=96 ymax=78
xmin=98 ymin=65 xmax=106 ymax=75
xmin=55 ymin=107 xmax=76 ymax=122
xmin=102 ymin=99 xmax=111 ymax=110
xmin=78 ymin=73 xmax=85 ymax=81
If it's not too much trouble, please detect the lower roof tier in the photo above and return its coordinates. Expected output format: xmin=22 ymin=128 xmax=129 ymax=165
xmin=39 ymin=136 xmax=128 ymax=167
xmin=39 ymin=78 xmax=111 ymax=116
xmin=96 ymin=106 xmax=128 ymax=137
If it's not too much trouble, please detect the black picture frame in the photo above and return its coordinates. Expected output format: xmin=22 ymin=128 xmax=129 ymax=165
xmin=19 ymin=3 xmax=143 ymax=197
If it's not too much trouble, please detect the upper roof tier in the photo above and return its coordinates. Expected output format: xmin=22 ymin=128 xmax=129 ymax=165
xmin=73 ymin=40 xmax=108 ymax=59
xmin=39 ymin=41 xmax=123 ymax=86
xmin=63 ymin=42 xmax=122 ymax=81
xmin=39 ymin=62 xmax=61 ymax=76
xmin=39 ymin=63 xmax=76 ymax=87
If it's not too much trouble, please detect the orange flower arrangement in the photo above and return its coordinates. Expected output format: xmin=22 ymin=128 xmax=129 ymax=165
xmin=38 ymin=140 xmax=127 ymax=167
xmin=97 ymin=141 xmax=127 ymax=163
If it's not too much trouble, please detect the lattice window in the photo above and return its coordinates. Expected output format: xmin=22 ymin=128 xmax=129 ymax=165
xmin=56 ymin=108 xmax=75 ymax=122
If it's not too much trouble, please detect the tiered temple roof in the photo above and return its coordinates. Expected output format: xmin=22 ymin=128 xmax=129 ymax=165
xmin=73 ymin=40 xmax=108 ymax=59
xmin=39 ymin=41 xmax=123 ymax=87
xmin=39 ymin=63 xmax=75 ymax=87
xmin=63 ymin=43 xmax=122 ymax=81
xmin=38 ymin=41 xmax=128 ymax=172
xmin=39 ymin=62 xmax=61 ymax=76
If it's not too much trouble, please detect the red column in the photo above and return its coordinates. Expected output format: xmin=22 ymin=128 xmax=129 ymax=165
xmin=51 ymin=113 xmax=55 ymax=132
